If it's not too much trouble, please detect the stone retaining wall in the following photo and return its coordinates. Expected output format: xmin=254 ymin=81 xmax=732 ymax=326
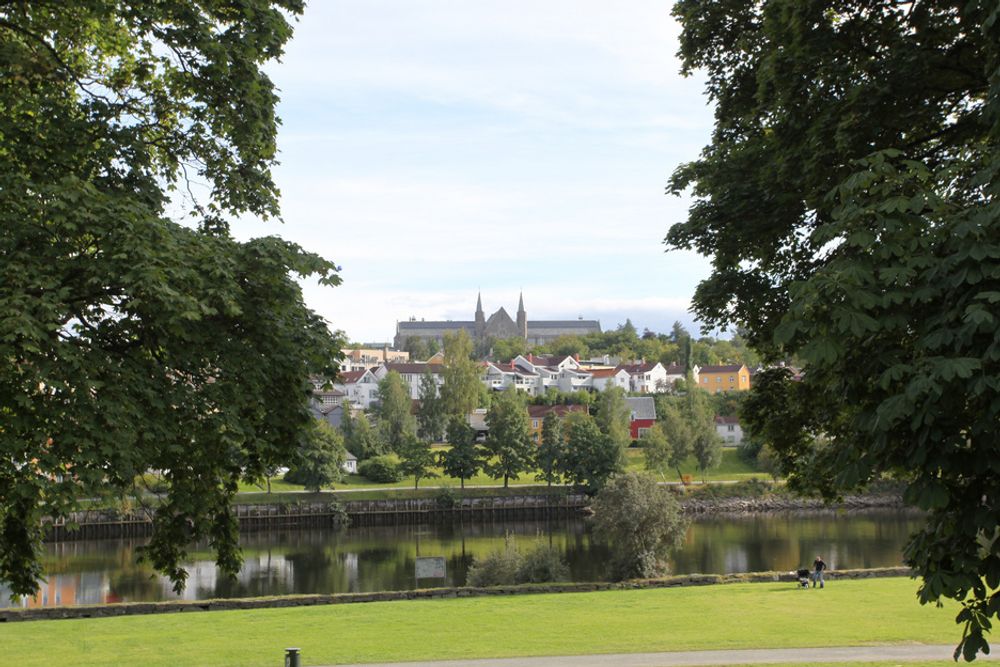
xmin=680 ymin=493 xmax=906 ymax=515
xmin=0 ymin=567 xmax=912 ymax=623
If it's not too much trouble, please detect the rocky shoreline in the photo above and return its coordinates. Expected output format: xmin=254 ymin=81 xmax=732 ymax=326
xmin=678 ymin=492 xmax=908 ymax=515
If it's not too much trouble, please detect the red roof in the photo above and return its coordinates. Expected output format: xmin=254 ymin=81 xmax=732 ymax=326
xmin=589 ymin=367 xmax=625 ymax=378
xmin=338 ymin=370 xmax=367 ymax=383
xmin=714 ymin=415 xmax=740 ymax=425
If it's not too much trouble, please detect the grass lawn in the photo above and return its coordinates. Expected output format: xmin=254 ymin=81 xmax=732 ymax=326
xmin=0 ymin=578 xmax=961 ymax=667
xmin=236 ymin=448 xmax=766 ymax=497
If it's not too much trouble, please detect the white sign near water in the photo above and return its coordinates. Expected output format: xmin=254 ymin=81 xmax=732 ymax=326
xmin=415 ymin=557 xmax=446 ymax=579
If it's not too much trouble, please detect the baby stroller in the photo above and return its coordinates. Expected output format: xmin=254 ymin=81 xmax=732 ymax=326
xmin=795 ymin=569 xmax=810 ymax=588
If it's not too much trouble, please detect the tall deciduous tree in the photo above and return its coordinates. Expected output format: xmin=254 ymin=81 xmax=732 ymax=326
xmin=441 ymin=330 xmax=482 ymax=418
xmin=374 ymin=371 xmax=414 ymax=452
xmin=594 ymin=386 xmax=632 ymax=448
xmin=0 ymin=1 xmax=343 ymax=597
xmin=483 ymin=388 xmax=534 ymax=488
xmin=668 ymin=1 xmax=1000 ymax=658
xmin=439 ymin=416 xmax=483 ymax=489
xmin=344 ymin=410 xmax=385 ymax=461
xmin=535 ymin=413 xmax=565 ymax=487
xmin=562 ymin=415 xmax=624 ymax=495
xmin=284 ymin=421 xmax=347 ymax=493
xmin=416 ymin=371 xmax=445 ymax=442
xmin=397 ymin=434 xmax=439 ymax=490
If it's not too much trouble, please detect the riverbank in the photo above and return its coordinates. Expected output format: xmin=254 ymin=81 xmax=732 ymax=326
xmin=0 ymin=577 xmax=957 ymax=667
xmin=47 ymin=484 xmax=907 ymax=541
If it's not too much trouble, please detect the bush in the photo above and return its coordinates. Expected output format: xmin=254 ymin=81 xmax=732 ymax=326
xmin=358 ymin=456 xmax=403 ymax=483
xmin=466 ymin=536 xmax=570 ymax=587
xmin=737 ymin=437 xmax=764 ymax=465
xmin=591 ymin=472 xmax=688 ymax=580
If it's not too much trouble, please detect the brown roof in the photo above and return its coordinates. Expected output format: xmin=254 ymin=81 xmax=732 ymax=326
xmin=526 ymin=404 xmax=588 ymax=419
xmin=663 ymin=364 xmax=687 ymax=375
xmin=384 ymin=362 xmax=445 ymax=374
xmin=700 ymin=364 xmax=746 ymax=374
xmin=589 ymin=367 xmax=625 ymax=378
xmin=621 ymin=362 xmax=659 ymax=374
xmin=714 ymin=415 xmax=740 ymax=425
xmin=338 ymin=370 xmax=367 ymax=383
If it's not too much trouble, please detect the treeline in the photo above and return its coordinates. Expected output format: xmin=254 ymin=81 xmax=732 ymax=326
xmin=402 ymin=320 xmax=760 ymax=368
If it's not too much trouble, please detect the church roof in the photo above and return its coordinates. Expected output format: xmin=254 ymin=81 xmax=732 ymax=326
xmin=397 ymin=321 xmax=475 ymax=330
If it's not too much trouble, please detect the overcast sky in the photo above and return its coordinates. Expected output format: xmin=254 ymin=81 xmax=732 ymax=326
xmin=230 ymin=1 xmax=716 ymax=343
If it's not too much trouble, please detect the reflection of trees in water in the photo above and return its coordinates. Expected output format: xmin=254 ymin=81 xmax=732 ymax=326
xmin=6 ymin=509 xmax=925 ymax=607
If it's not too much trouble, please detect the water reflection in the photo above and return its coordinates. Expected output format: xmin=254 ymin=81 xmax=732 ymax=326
xmin=1 ymin=509 xmax=923 ymax=608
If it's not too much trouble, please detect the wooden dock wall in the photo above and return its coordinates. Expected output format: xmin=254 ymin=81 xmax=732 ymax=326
xmin=43 ymin=494 xmax=590 ymax=541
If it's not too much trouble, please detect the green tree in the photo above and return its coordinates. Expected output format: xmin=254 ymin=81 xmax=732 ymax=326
xmin=591 ymin=472 xmax=688 ymax=580
xmin=345 ymin=410 xmax=385 ymax=461
xmin=535 ymin=413 xmax=565 ymax=487
xmin=284 ymin=421 xmax=346 ymax=493
xmin=657 ymin=400 xmax=694 ymax=483
xmin=439 ymin=416 xmax=483 ymax=489
xmin=374 ymin=371 xmax=414 ymax=452
xmin=441 ymin=330 xmax=481 ymax=418
xmin=688 ymin=390 xmax=723 ymax=481
xmin=416 ymin=371 xmax=446 ymax=442
xmin=641 ymin=423 xmax=673 ymax=481
xmin=668 ymin=1 xmax=999 ymax=658
xmin=397 ymin=434 xmax=439 ymax=490
xmin=491 ymin=336 xmax=529 ymax=362
xmin=562 ymin=415 xmax=624 ymax=495
xmin=593 ymin=386 xmax=631 ymax=448
xmin=0 ymin=1 xmax=344 ymax=597
xmin=483 ymin=388 xmax=534 ymax=488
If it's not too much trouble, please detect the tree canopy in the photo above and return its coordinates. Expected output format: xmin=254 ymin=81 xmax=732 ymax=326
xmin=668 ymin=0 xmax=1000 ymax=658
xmin=0 ymin=1 xmax=347 ymax=597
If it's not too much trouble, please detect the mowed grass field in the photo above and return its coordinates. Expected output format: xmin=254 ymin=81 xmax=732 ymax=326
xmin=0 ymin=578 xmax=963 ymax=667
xmin=236 ymin=447 xmax=765 ymax=496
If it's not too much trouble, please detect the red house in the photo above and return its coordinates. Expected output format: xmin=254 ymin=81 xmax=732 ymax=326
xmin=625 ymin=397 xmax=657 ymax=440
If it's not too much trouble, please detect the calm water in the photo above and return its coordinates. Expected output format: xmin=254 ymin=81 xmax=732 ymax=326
xmin=1 ymin=509 xmax=923 ymax=608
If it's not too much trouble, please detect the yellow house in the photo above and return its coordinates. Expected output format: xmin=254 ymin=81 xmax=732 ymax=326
xmin=698 ymin=364 xmax=750 ymax=394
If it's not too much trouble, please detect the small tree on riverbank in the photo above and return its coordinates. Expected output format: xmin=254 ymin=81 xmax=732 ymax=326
xmin=284 ymin=421 xmax=347 ymax=492
xmin=397 ymin=435 xmax=439 ymax=490
xmin=535 ymin=413 xmax=564 ymax=486
xmin=439 ymin=417 xmax=483 ymax=489
xmin=591 ymin=472 xmax=688 ymax=580
xmin=483 ymin=388 xmax=534 ymax=488
xmin=561 ymin=415 xmax=624 ymax=495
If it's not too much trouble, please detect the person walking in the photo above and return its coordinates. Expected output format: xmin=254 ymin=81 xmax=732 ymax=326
xmin=812 ymin=555 xmax=827 ymax=588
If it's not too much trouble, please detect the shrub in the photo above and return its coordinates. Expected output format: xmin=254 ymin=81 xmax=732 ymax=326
xmin=591 ymin=472 xmax=688 ymax=580
xmin=466 ymin=535 xmax=570 ymax=587
xmin=358 ymin=456 xmax=403 ymax=483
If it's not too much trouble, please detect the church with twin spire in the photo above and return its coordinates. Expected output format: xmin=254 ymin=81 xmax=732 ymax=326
xmin=393 ymin=293 xmax=601 ymax=349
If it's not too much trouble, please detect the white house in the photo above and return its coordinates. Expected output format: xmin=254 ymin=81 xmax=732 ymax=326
xmin=334 ymin=369 xmax=381 ymax=409
xmin=373 ymin=362 xmax=445 ymax=400
xmin=715 ymin=415 xmax=744 ymax=446
xmin=589 ymin=367 xmax=631 ymax=392
xmin=621 ymin=362 xmax=669 ymax=393
xmin=343 ymin=452 xmax=358 ymax=474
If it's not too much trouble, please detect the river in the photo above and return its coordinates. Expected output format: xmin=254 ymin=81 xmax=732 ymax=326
xmin=1 ymin=508 xmax=923 ymax=608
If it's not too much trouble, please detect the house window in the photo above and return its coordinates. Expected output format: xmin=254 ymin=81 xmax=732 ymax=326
xmin=702 ymin=378 xmax=708 ymax=383
xmin=729 ymin=376 xmax=735 ymax=382
xmin=532 ymin=419 xmax=539 ymax=428
xmin=727 ymin=425 xmax=735 ymax=432
xmin=716 ymin=377 xmax=721 ymax=382
xmin=637 ymin=427 xmax=651 ymax=438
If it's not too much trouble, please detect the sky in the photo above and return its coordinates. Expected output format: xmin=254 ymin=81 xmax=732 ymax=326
xmin=230 ymin=1 xmax=717 ymax=344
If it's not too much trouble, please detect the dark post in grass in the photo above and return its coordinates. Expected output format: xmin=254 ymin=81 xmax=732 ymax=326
xmin=285 ymin=647 xmax=301 ymax=667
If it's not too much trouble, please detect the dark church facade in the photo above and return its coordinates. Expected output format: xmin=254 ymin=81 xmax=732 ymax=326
xmin=393 ymin=293 xmax=601 ymax=349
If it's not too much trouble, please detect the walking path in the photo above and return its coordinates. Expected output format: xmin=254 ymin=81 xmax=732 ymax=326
xmin=327 ymin=644 xmax=997 ymax=667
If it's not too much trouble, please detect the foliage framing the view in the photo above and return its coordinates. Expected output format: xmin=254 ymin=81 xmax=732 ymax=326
xmin=667 ymin=0 xmax=999 ymax=659
xmin=0 ymin=1 xmax=347 ymax=596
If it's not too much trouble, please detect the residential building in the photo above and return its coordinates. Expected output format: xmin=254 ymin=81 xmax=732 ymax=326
xmin=715 ymin=415 xmax=744 ymax=446
xmin=624 ymin=396 xmax=657 ymax=440
xmin=393 ymin=292 xmax=601 ymax=348
xmin=334 ymin=369 xmax=381 ymax=409
xmin=621 ymin=362 xmax=668 ymax=393
xmin=343 ymin=452 xmax=358 ymax=474
xmin=526 ymin=404 xmax=588 ymax=443
xmin=373 ymin=362 xmax=445 ymax=400
xmin=341 ymin=347 xmax=409 ymax=372
xmin=589 ymin=366 xmax=631 ymax=392
xmin=698 ymin=364 xmax=751 ymax=394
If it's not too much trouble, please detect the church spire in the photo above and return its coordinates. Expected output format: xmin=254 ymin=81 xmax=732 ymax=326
xmin=475 ymin=291 xmax=485 ymax=338
xmin=516 ymin=291 xmax=527 ymax=340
